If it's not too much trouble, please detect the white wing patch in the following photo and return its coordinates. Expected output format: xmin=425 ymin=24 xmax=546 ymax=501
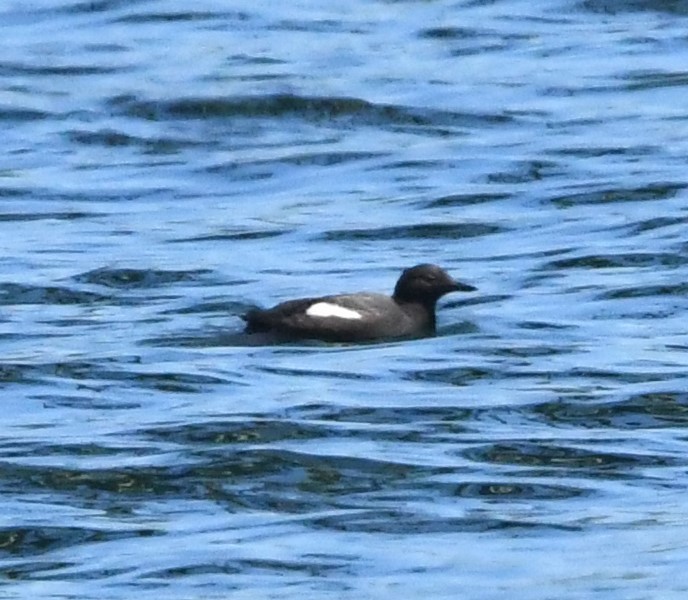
xmin=306 ymin=302 xmax=363 ymax=320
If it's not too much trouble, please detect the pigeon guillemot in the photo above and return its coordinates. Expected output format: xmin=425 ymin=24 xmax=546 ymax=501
xmin=243 ymin=264 xmax=476 ymax=342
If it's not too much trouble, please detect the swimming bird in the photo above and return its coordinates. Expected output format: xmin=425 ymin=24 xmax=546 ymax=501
xmin=243 ymin=263 xmax=476 ymax=342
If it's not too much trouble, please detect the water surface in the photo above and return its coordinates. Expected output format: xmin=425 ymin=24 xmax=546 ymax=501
xmin=2 ymin=0 xmax=688 ymax=598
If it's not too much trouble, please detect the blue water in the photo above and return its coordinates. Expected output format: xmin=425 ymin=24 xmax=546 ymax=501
xmin=2 ymin=0 xmax=688 ymax=598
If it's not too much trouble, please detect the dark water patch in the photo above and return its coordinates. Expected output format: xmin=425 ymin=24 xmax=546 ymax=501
xmin=450 ymin=480 xmax=585 ymax=501
xmin=0 ymin=447 xmax=418 ymax=524
xmin=581 ymin=0 xmax=688 ymax=15
xmin=551 ymin=182 xmax=685 ymax=207
xmin=107 ymin=93 xmax=370 ymax=121
xmin=231 ymin=448 xmax=421 ymax=494
xmin=536 ymin=392 xmax=688 ymax=430
xmin=0 ymin=461 xmax=197 ymax=500
xmin=625 ymin=215 xmax=688 ymax=234
xmin=41 ymin=317 xmax=105 ymax=328
xmin=13 ymin=447 xmax=424 ymax=514
xmin=420 ymin=26 xmax=483 ymax=40
xmin=0 ymin=211 xmax=97 ymax=222
xmin=323 ymin=222 xmax=502 ymax=242
xmin=1 ymin=358 xmax=227 ymax=393
xmin=420 ymin=191 xmax=512 ymax=208
xmin=419 ymin=25 xmax=535 ymax=57
xmin=0 ymin=106 xmax=51 ymax=121
xmin=170 ymin=229 xmax=290 ymax=244
xmin=205 ymin=151 xmax=384 ymax=179
xmin=370 ymin=477 xmax=587 ymax=503
xmin=443 ymin=294 xmax=509 ymax=311
xmin=26 ymin=357 xmax=129 ymax=386
xmin=145 ymin=555 xmax=346 ymax=581
xmin=0 ymin=332 xmax=49 ymax=342
xmin=0 ymin=525 xmax=156 ymax=558
xmin=272 ymin=18 xmax=368 ymax=35
xmin=255 ymin=366 xmax=379 ymax=382
xmin=288 ymin=404 xmax=530 ymax=443
xmin=74 ymin=157 xmax=186 ymax=172
xmin=143 ymin=419 xmax=331 ymax=446
xmin=67 ymin=128 xmax=203 ymax=154
xmin=51 ymin=361 xmax=227 ymax=393
xmin=57 ymin=0 xmax=151 ymax=15
xmin=3 ymin=561 xmax=73 ymax=582
xmin=204 ymin=165 xmax=274 ymax=182
xmin=142 ymin=563 xmax=241 ymax=580
xmin=0 ymin=441 xmax=149 ymax=460
xmin=0 ymin=283 xmax=110 ymax=306
xmin=208 ymin=448 xmax=431 ymax=509
xmin=0 ymin=442 xmax=582 ymax=541
xmin=110 ymin=370 xmax=227 ymax=394
xmin=308 ymin=509 xmax=578 ymax=534
xmin=35 ymin=394 xmax=142 ymax=410
xmin=108 ymin=93 xmax=513 ymax=130
xmin=219 ymin=556 xmax=345 ymax=577
xmin=486 ymin=160 xmax=559 ymax=184
xmin=228 ymin=54 xmax=288 ymax=67
xmin=32 ymin=565 xmax=133 ymax=582
xmin=544 ymin=252 xmax=687 ymax=270
xmin=0 ymin=363 xmax=43 ymax=386
xmin=563 ymin=367 xmax=677 ymax=385
xmin=74 ymin=267 xmax=212 ymax=289
xmin=287 ymin=398 xmax=576 ymax=444
xmin=0 ymin=62 xmax=124 ymax=77
xmin=436 ymin=319 xmax=480 ymax=337
xmin=407 ymin=366 xmax=499 ymax=386
xmin=115 ymin=11 xmax=222 ymax=23
xmin=464 ymin=442 xmax=673 ymax=473
xmin=84 ymin=43 xmax=129 ymax=53
xmin=22 ymin=188 xmax=169 ymax=204
xmin=623 ymin=70 xmax=688 ymax=92
xmin=489 ymin=343 xmax=574 ymax=359
xmin=553 ymin=144 xmax=658 ymax=159
xmin=598 ymin=282 xmax=688 ymax=300
xmin=381 ymin=158 xmax=460 ymax=170
xmin=517 ymin=320 xmax=578 ymax=331
xmin=0 ymin=187 xmax=27 ymax=198
xmin=251 ymin=150 xmax=379 ymax=168
xmin=289 ymin=403 xmax=474 ymax=430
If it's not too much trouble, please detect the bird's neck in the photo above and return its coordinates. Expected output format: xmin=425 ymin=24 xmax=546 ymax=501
xmin=393 ymin=295 xmax=438 ymax=329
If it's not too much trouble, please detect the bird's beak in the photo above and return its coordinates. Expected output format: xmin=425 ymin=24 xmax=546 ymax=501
xmin=451 ymin=280 xmax=477 ymax=293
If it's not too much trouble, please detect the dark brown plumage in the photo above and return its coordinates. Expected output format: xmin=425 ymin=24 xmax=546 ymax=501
xmin=243 ymin=264 xmax=476 ymax=343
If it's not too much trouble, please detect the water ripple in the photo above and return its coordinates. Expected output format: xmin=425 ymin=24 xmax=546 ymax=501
xmin=108 ymin=93 xmax=514 ymax=131
xmin=3 ymin=0 xmax=688 ymax=596
xmin=323 ymin=222 xmax=503 ymax=242
xmin=74 ymin=268 xmax=212 ymax=289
